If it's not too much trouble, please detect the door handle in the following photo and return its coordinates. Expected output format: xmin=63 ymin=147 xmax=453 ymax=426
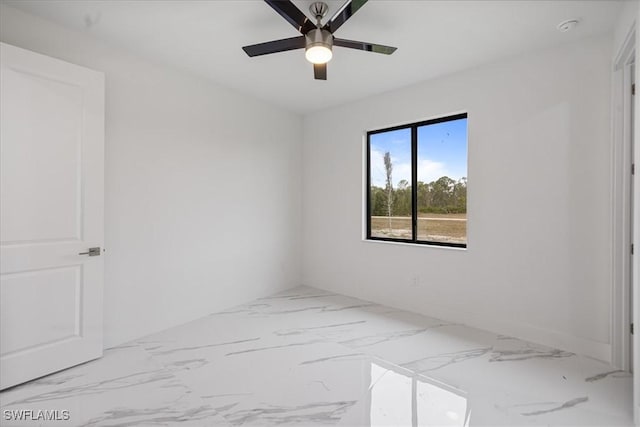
xmin=79 ymin=247 xmax=101 ymax=256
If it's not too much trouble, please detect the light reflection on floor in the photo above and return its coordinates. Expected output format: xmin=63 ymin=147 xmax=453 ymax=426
xmin=369 ymin=359 xmax=470 ymax=426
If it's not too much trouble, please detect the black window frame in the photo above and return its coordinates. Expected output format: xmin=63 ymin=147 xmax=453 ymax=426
xmin=366 ymin=112 xmax=468 ymax=249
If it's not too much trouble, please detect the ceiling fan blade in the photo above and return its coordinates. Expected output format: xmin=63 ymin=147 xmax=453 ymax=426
xmin=242 ymin=36 xmax=306 ymax=57
xmin=314 ymin=63 xmax=327 ymax=80
xmin=323 ymin=0 xmax=368 ymax=34
xmin=264 ymin=0 xmax=317 ymax=34
xmin=333 ymin=38 xmax=397 ymax=55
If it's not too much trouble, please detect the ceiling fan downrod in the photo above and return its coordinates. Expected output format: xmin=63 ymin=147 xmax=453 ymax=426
xmin=309 ymin=2 xmax=329 ymax=26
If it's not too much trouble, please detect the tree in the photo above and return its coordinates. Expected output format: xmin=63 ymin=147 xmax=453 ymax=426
xmin=384 ymin=152 xmax=393 ymax=231
xmin=453 ymin=177 xmax=467 ymax=212
xmin=394 ymin=179 xmax=411 ymax=216
xmin=370 ymin=186 xmax=387 ymax=216
xmin=431 ymin=176 xmax=455 ymax=212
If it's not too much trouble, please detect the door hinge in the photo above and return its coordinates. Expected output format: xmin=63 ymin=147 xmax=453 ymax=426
xmin=632 ymin=243 xmax=635 ymax=255
xmin=633 ymin=83 xmax=636 ymax=96
xmin=632 ymin=323 xmax=635 ymax=335
xmin=633 ymin=163 xmax=636 ymax=175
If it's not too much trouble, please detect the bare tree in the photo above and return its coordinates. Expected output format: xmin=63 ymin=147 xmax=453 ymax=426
xmin=384 ymin=151 xmax=393 ymax=232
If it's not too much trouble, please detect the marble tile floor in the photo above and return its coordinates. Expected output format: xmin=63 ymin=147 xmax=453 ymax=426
xmin=0 ymin=286 xmax=633 ymax=426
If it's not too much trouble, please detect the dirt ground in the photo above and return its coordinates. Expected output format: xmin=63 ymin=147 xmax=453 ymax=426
xmin=370 ymin=214 xmax=466 ymax=243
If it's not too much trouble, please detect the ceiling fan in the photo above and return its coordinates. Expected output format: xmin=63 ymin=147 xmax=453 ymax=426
xmin=242 ymin=0 xmax=397 ymax=80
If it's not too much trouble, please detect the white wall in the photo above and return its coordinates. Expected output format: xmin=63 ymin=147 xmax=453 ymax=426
xmin=0 ymin=5 xmax=303 ymax=348
xmin=302 ymin=36 xmax=613 ymax=361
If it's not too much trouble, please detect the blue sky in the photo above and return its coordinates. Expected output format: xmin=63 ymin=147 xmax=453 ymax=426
xmin=369 ymin=118 xmax=467 ymax=188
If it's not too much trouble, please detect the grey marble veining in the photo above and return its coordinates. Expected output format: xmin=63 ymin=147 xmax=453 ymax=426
xmin=585 ymin=370 xmax=628 ymax=382
xmin=404 ymin=347 xmax=493 ymax=371
xmin=489 ymin=346 xmax=574 ymax=362
xmin=5 ymin=369 xmax=178 ymax=406
xmin=274 ymin=320 xmax=368 ymax=336
xmin=520 ymin=396 xmax=589 ymax=416
xmin=223 ymin=401 xmax=358 ymax=426
xmin=0 ymin=285 xmax=633 ymax=426
xmin=339 ymin=327 xmax=435 ymax=348
xmin=147 ymin=337 xmax=262 ymax=357
xmin=82 ymin=404 xmax=224 ymax=427
xmin=299 ymin=353 xmax=365 ymax=366
xmin=224 ymin=339 xmax=327 ymax=356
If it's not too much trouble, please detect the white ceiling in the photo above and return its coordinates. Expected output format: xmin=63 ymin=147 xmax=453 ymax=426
xmin=4 ymin=0 xmax=624 ymax=114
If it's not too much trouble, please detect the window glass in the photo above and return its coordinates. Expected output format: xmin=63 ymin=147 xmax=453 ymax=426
xmin=416 ymin=118 xmax=467 ymax=245
xmin=369 ymin=128 xmax=412 ymax=240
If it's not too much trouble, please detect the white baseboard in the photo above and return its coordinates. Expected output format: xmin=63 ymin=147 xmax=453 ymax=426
xmin=311 ymin=284 xmax=612 ymax=364
xmin=416 ymin=300 xmax=612 ymax=363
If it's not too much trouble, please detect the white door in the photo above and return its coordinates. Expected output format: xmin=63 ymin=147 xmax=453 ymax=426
xmin=0 ymin=43 xmax=105 ymax=390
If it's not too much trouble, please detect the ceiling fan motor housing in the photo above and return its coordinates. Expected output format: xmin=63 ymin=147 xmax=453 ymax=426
xmin=305 ymin=29 xmax=333 ymax=50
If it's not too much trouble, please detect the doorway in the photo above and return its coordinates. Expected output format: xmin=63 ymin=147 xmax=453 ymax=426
xmin=612 ymin=26 xmax=635 ymax=373
xmin=630 ymin=60 xmax=636 ymax=372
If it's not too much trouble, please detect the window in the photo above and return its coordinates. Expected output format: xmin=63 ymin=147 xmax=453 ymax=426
xmin=366 ymin=113 xmax=468 ymax=248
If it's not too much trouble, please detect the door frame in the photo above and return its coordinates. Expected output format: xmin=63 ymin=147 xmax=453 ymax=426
xmin=612 ymin=24 xmax=635 ymax=371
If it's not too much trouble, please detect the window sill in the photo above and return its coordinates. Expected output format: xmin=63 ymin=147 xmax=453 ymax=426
xmin=362 ymin=238 xmax=467 ymax=251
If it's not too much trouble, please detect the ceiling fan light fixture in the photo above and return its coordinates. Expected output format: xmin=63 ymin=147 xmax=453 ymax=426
xmin=305 ymin=45 xmax=332 ymax=64
xmin=305 ymin=29 xmax=333 ymax=64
